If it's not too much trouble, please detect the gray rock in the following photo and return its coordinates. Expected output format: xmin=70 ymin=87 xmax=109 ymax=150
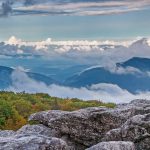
xmin=1 ymin=99 xmax=150 ymax=150
xmin=102 ymin=113 xmax=150 ymax=150
xmin=0 ymin=130 xmax=15 ymax=137
xmin=17 ymin=124 xmax=83 ymax=149
xmin=29 ymin=100 xmax=150 ymax=147
xmin=17 ymin=124 xmax=56 ymax=137
xmin=116 ymin=99 xmax=150 ymax=115
xmin=86 ymin=141 xmax=135 ymax=150
xmin=29 ymin=107 xmax=126 ymax=147
xmin=0 ymin=134 xmax=68 ymax=150
xmin=61 ymin=135 xmax=86 ymax=150
xmin=130 ymin=99 xmax=150 ymax=106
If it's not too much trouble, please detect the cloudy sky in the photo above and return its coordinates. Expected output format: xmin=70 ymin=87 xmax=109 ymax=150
xmin=0 ymin=0 xmax=150 ymax=41
xmin=0 ymin=0 xmax=150 ymax=102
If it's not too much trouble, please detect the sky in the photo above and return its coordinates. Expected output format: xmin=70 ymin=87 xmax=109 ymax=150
xmin=0 ymin=0 xmax=150 ymax=41
xmin=0 ymin=0 xmax=150 ymax=102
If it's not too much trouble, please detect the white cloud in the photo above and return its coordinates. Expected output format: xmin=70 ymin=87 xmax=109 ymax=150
xmin=5 ymin=36 xmax=132 ymax=47
xmin=106 ymin=65 xmax=143 ymax=75
xmin=7 ymin=36 xmax=22 ymax=45
xmin=1 ymin=36 xmax=150 ymax=68
xmin=80 ymin=64 xmax=143 ymax=76
xmin=6 ymin=70 xmax=150 ymax=103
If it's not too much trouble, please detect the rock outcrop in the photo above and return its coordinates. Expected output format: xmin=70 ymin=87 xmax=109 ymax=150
xmin=102 ymin=113 xmax=150 ymax=150
xmin=86 ymin=141 xmax=135 ymax=150
xmin=1 ymin=99 xmax=150 ymax=150
xmin=0 ymin=124 xmax=68 ymax=150
xmin=29 ymin=107 xmax=125 ymax=147
xmin=0 ymin=134 xmax=68 ymax=150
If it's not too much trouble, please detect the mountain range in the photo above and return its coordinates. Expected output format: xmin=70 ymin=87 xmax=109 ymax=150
xmin=0 ymin=57 xmax=150 ymax=93
xmin=65 ymin=57 xmax=150 ymax=93
xmin=0 ymin=66 xmax=56 ymax=90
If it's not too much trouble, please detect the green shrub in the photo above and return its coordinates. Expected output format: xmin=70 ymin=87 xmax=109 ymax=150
xmin=0 ymin=91 xmax=116 ymax=130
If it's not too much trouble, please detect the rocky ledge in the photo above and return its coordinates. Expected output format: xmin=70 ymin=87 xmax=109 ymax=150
xmin=1 ymin=99 xmax=150 ymax=150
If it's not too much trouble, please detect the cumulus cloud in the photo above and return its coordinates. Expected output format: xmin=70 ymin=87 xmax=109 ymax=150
xmin=5 ymin=70 xmax=150 ymax=103
xmin=1 ymin=36 xmax=150 ymax=67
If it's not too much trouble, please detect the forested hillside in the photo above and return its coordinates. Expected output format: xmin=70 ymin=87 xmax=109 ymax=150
xmin=0 ymin=92 xmax=115 ymax=130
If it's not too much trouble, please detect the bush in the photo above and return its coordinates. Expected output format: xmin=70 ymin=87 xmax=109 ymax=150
xmin=0 ymin=91 xmax=116 ymax=130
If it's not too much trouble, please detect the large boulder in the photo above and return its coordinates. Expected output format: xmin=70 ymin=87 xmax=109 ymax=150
xmin=1 ymin=99 xmax=150 ymax=150
xmin=0 ymin=130 xmax=15 ymax=137
xmin=0 ymin=125 xmax=68 ymax=150
xmin=86 ymin=141 xmax=135 ymax=150
xmin=29 ymin=100 xmax=150 ymax=148
xmin=29 ymin=107 xmax=127 ymax=147
xmin=102 ymin=113 xmax=150 ymax=150
xmin=115 ymin=99 xmax=150 ymax=119
xmin=17 ymin=124 xmax=55 ymax=137
xmin=17 ymin=124 xmax=82 ymax=150
xmin=0 ymin=134 xmax=68 ymax=150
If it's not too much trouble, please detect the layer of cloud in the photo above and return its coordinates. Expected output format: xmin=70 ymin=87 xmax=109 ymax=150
xmin=81 ymin=65 xmax=144 ymax=76
xmin=5 ymin=69 xmax=150 ymax=103
xmin=0 ymin=37 xmax=150 ymax=78
xmin=1 ymin=36 xmax=150 ymax=66
xmin=0 ymin=0 xmax=150 ymax=16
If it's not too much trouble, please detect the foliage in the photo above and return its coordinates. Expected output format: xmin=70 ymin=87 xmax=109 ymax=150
xmin=0 ymin=91 xmax=116 ymax=130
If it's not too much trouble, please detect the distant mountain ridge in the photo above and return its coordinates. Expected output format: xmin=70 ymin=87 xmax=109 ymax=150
xmin=0 ymin=66 xmax=57 ymax=89
xmin=1 ymin=57 xmax=150 ymax=93
xmin=65 ymin=57 xmax=150 ymax=93
xmin=120 ymin=57 xmax=150 ymax=71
